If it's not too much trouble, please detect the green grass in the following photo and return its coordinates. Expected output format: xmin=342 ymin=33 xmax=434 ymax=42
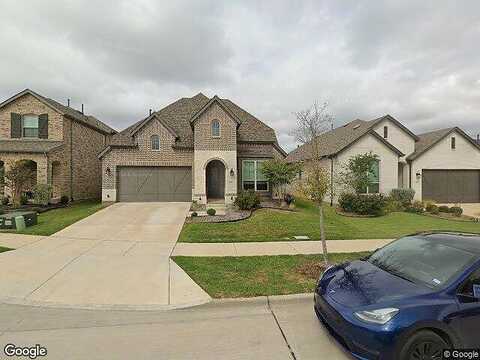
xmin=178 ymin=198 xmax=480 ymax=243
xmin=173 ymin=252 xmax=369 ymax=298
xmin=0 ymin=200 xmax=107 ymax=236
xmin=0 ymin=246 xmax=12 ymax=253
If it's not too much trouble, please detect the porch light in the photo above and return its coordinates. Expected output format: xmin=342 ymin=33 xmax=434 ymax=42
xmin=105 ymin=167 xmax=111 ymax=176
xmin=230 ymin=169 xmax=235 ymax=177
xmin=416 ymin=171 xmax=421 ymax=179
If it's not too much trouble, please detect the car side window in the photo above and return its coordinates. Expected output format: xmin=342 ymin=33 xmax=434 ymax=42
xmin=458 ymin=268 xmax=480 ymax=302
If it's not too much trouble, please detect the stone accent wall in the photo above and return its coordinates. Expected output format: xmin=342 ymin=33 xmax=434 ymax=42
xmin=0 ymin=93 xmax=64 ymax=140
xmin=193 ymin=103 xmax=237 ymax=151
xmin=101 ymin=119 xmax=193 ymax=202
xmin=193 ymin=150 xmax=237 ymax=205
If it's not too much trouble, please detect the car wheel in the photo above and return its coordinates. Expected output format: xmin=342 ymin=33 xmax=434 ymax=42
xmin=399 ymin=330 xmax=449 ymax=360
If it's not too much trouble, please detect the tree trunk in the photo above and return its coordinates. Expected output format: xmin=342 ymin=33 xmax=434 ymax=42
xmin=319 ymin=203 xmax=328 ymax=265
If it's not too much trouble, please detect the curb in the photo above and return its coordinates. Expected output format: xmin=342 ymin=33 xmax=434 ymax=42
xmin=0 ymin=296 xmax=212 ymax=312
xmin=212 ymin=292 xmax=314 ymax=306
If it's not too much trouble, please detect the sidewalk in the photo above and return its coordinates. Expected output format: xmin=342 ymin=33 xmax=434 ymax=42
xmin=172 ymin=239 xmax=393 ymax=257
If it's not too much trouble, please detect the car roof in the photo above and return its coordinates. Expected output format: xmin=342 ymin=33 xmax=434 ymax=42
xmin=411 ymin=232 xmax=480 ymax=255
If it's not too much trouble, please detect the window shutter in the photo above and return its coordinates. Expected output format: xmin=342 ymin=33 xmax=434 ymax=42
xmin=39 ymin=114 xmax=48 ymax=139
xmin=10 ymin=113 xmax=22 ymax=138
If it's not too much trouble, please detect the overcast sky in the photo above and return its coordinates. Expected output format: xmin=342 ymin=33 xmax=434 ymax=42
xmin=1 ymin=1 xmax=480 ymax=151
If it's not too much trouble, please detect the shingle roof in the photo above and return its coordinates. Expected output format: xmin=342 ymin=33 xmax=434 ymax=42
xmin=0 ymin=89 xmax=116 ymax=135
xmin=107 ymin=93 xmax=281 ymax=150
xmin=0 ymin=140 xmax=63 ymax=153
xmin=406 ymin=127 xmax=480 ymax=161
xmin=286 ymin=115 xmax=404 ymax=162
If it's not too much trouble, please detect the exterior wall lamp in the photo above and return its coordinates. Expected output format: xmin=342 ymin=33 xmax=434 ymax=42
xmin=106 ymin=167 xmax=111 ymax=176
xmin=416 ymin=171 xmax=421 ymax=180
xmin=230 ymin=168 xmax=235 ymax=177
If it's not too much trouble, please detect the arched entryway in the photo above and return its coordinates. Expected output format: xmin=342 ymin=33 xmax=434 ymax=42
xmin=206 ymin=160 xmax=225 ymax=202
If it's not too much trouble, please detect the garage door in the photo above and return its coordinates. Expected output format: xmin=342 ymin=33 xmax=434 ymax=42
xmin=117 ymin=167 xmax=192 ymax=202
xmin=422 ymin=169 xmax=480 ymax=203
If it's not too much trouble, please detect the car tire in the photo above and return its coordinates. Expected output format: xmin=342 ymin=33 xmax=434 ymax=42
xmin=399 ymin=330 xmax=449 ymax=360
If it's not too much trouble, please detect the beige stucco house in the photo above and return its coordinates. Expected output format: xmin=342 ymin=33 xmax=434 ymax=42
xmin=287 ymin=115 xmax=480 ymax=204
xmin=99 ymin=93 xmax=286 ymax=205
xmin=0 ymin=89 xmax=116 ymax=201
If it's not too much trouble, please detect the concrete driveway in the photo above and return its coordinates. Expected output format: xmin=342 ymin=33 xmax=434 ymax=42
xmin=0 ymin=203 xmax=211 ymax=310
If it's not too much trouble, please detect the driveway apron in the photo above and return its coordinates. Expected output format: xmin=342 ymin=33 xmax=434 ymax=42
xmin=0 ymin=203 xmax=211 ymax=310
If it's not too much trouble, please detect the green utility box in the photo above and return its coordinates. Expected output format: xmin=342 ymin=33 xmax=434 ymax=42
xmin=0 ymin=211 xmax=38 ymax=229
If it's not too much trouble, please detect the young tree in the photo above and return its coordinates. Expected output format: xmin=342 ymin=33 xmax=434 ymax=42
xmin=340 ymin=152 xmax=379 ymax=194
xmin=4 ymin=160 xmax=36 ymax=206
xmin=291 ymin=102 xmax=334 ymax=265
xmin=261 ymin=159 xmax=300 ymax=201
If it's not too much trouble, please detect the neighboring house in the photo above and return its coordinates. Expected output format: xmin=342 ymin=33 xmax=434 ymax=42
xmin=286 ymin=115 xmax=480 ymax=203
xmin=99 ymin=93 xmax=286 ymax=204
xmin=0 ymin=89 xmax=116 ymax=201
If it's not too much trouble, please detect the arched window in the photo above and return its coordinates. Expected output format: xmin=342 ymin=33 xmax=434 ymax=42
xmin=151 ymin=134 xmax=160 ymax=150
xmin=211 ymin=120 xmax=220 ymax=137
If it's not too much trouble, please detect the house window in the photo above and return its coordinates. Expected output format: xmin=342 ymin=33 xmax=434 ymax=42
xmin=211 ymin=120 xmax=220 ymax=137
xmin=151 ymin=134 xmax=160 ymax=150
xmin=242 ymin=160 xmax=268 ymax=191
xmin=361 ymin=160 xmax=380 ymax=194
xmin=451 ymin=137 xmax=456 ymax=150
xmin=23 ymin=115 xmax=39 ymax=138
xmin=383 ymin=126 xmax=388 ymax=139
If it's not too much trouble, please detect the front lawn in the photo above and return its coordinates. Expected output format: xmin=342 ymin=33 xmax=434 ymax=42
xmin=173 ymin=252 xmax=369 ymax=298
xmin=0 ymin=200 xmax=106 ymax=236
xmin=178 ymin=198 xmax=480 ymax=242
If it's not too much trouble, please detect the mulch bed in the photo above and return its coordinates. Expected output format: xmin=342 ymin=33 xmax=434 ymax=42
xmin=423 ymin=212 xmax=478 ymax=222
xmin=335 ymin=208 xmax=378 ymax=218
xmin=1 ymin=203 xmax=67 ymax=214
xmin=185 ymin=209 xmax=252 ymax=223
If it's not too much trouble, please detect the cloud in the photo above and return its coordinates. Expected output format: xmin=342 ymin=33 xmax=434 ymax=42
xmin=1 ymin=0 xmax=480 ymax=151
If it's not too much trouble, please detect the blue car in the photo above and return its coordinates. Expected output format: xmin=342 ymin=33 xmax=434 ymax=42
xmin=314 ymin=232 xmax=480 ymax=360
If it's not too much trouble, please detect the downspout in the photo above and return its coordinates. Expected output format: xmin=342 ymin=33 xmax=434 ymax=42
xmin=408 ymin=161 xmax=412 ymax=189
xmin=330 ymin=156 xmax=334 ymax=206
xmin=70 ymin=120 xmax=73 ymax=201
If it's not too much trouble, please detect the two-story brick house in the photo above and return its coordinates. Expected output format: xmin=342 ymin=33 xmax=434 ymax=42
xmin=99 ymin=93 xmax=286 ymax=204
xmin=0 ymin=89 xmax=116 ymax=201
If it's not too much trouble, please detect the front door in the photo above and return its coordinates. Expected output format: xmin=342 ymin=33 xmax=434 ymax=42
xmin=206 ymin=160 xmax=225 ymax=200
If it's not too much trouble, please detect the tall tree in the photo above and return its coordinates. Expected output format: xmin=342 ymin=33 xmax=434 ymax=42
xmin=292 ymin=102 xmax=334 ymax=265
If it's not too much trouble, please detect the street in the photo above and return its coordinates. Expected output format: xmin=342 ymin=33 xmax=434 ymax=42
xmin=0 ymin=296 xmax=351 ymax=360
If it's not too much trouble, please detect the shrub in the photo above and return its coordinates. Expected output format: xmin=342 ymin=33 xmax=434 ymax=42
xmin=191 ymin=211 xmax=198 ymax=217
xmin=384 ymin=199 xmax=405 ymax=213
xmin=1 ymin=196 xmax=9 ymax=206
xmin=449 ymin=206 xmax=463 ymax=217
xmin=426 ymin=203 xmax=438 ymax=213
xmin=234 ymin=190 xmax=260 ymax=210
xmin=438 ymin=205 xmax=450 ymax=213
xmin=430 ymin=206 xmax=440 ymax=215
xmin=406 ymin=200 xmax=424 ymax=214
xmin=207 ymin=208 xmax=216 ymax=216
xmin=389 ymin=188 xmax=415 ymax=206
xmin=339 ymin=193 xmax=386 ymax=216
xmin=20 ymin=193 xmax=28 ymax=205
xmin=33 ymin=184 xmax=52 ymax=206
xmin=60 ymin=195 xmax=69 ymax=204
xmin=338 ymin=193 xmax=356 ymax=213
xmin=284 ymin=193 xmax=295 ymax=205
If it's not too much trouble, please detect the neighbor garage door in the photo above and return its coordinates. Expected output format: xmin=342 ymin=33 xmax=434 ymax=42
xmin=422 ymin=169 xmax=480 ymax=203
xmin=117 ymin=167 xmax=192 ymax=202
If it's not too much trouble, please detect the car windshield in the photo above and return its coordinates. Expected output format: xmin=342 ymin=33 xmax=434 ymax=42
xmin=368 ymin=235 xmax=477 ymax=288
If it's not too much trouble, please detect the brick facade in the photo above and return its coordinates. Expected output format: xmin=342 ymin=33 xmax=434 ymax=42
xmin=101 ymin=97 xmax=285 ymax=204
xmin=193 ymin=103 xmax=237 ymax=151
xmin=0 ymin=93 xmax=112 ymax=201
xmin=0 ymin=93 xmax=63 ymax=140
xmin=101 ymin=119 xmax=193 ymax=201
